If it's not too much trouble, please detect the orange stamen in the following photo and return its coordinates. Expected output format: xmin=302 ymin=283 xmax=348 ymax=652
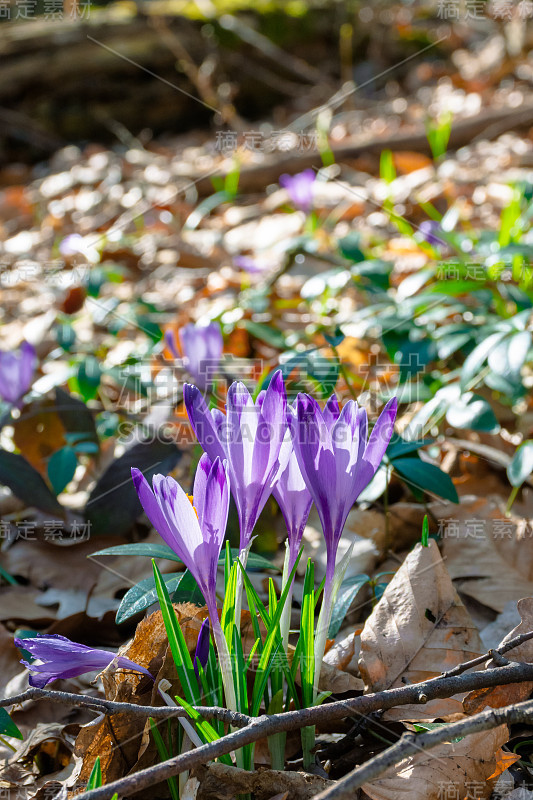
xmin=187 ymin=494 xmax=199 ymax=520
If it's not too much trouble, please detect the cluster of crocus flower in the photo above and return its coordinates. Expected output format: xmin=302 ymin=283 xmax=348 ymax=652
xmin=0 ymin=341 xmax=36 ymax=407
xmin=164 ymin=321 xmax=223 ymax=391
xmin=133 ymin=370 xmax=397 ymax=701
xmin=16 ymin=370 xmax=397 ymax=713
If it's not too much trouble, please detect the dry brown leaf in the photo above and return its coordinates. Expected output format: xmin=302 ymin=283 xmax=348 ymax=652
xmin=195 ymin=763 xmax=333 ymax=800
xmin=359 ymin=540 xmax=485 ymax=720
xmin=12 ymin=400 xmax=67 ymax=476
xmin=392 ymin=151 xmax=434 ymax=173
xmin=362 ymin=726 xmax=512 ymax=800
xmin=464 ymin=597 xmax=533 ymax=714
xmin=437 ymin=496 xmax=533 ymax=612
xmin=77 ymin=603 xmax=208 ymax=789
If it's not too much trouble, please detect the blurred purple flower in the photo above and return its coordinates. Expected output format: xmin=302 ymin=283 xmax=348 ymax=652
xmin=0 ymin=341 xmax=36 ymax=406
xmin=58 ymin=234 xmax=99 ymax=262
xmin=290 ymin=394 xmax=397 ymax=586
xmin=233 ymin=256 xmax=269 ymax=274
xmin=15 ymin=634 xmax=152 ymax=688
xmin=165 ymin=322 xmax=223 ymax=390
xmin=194 ymin=617 xmax=210 ymax=680
xmin=184 ymin=371 xmax=288 ymax=552
xmin=418 ymin=220 xmax=444 ymax=248
xmin=279 ymin=169 xmax=316 ymax=214
xmin=132 ymin=454 xmax=229 ymax=620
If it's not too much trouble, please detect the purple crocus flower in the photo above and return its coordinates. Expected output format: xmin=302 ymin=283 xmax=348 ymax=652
xmin=132 ymin=454 xmax=238 ymax=709
xmin=291 ymin=394 xmax=397 ymax=586
xmin=279 ymin=169 xmax=316 ymax=214
xmin=184 ymin=371 xmax=288 ymax=553
xmin=233 ymin=255 xmax=269 ymax=274
xmin=290 ymin=393 xmax=397 ymax=693
xmin=132 ymin=454 xmax=228 ymax=622
xmin=418 ymin=220 xmax=444 ymax=248
xmin=0 ymin=341 xmax=36 ymax=406
xmin=15 ymin=634 xmax=152 ymax=688
xmin=165 ymin=322 xmax=223 ymax=391
xmin=193 ymin=617 xmax=210 ymax=680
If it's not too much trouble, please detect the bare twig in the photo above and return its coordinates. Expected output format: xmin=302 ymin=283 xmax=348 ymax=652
xmin=77 ymin=661 xmax=533 ymax=800
xmin=443 ymin=629 xmax=533 ymax=677
xmin=312 ymin=698 xmax=533 ymax=800
xmin=0 ymin=687 xmax=250 ymax=727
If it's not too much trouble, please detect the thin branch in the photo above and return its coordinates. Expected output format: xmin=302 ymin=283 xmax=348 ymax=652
xmin=312 ymin=698 xmax=533 ymax=800
xmin=0 ymin=687 xmax=250 ymax=727
xmin=443 ymin=628 xmax=533 ymax=677
xmin=78 ymin=661 xmax=533 ymax=800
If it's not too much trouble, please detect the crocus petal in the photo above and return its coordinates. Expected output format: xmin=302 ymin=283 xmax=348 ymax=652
xmin=15 ymin=634 xmax=151 ymax=687
xmin=164 ymin=330 xmax=180 ymax=359
xmin=0 ymin=342 xmax=36 ymax=405
xmin=323 ymin=394 xmax=341 ymax=430
xmin=184 ymin=384 xmax=226 ymax=463
xmin=292 ymin=394 xmax=336 ymax=542
xmin=192 ymin=452 xmax=212 ymax=529
xmin=19 ymin=342 xmax=36 ymax=393
xmin=153 ymin=475 xmax=204 ymax=580
xmin=252 ymin=370 xmax=287 ymax=487
xmin=194 ymin=617 xmax=210 ymax=679
xmin=363 ymin=397 xmax=398 ymax=471
xmin=131 ymin=469 xmax=180 ymax=554
xmin=290 ymin=392 xmax=397 ymax=586
xmin=204 ymin=323 xmax=223 ymax=361
xmin=132 ymin=457 xmax=229 ymax=615
xmin=179 ymin=322 xmax=223 ymax=389
xmin=279 ymin=169 xmax=316 ymax=212
xmin=226 ymin=381 xmax=256 ymax=487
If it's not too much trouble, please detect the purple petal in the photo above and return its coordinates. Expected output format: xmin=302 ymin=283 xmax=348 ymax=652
xmin=184 ymin=384 xmax=226 ymax=463
xmin=192 ymin=452 xmax=212 ymax=529
xmin=179 ymin=323 xmax=223 ymax=389
xmin=251 ymin=370 xmax=287 ymax=486
xmin=15 ymin=634 xmax=151 ymax=686
xmin=363 ymin=397 xmax=398 ymax=472
xmin=131 ymin=468 xmax=182 ymax=555
xmin=279 ymin=169 xmax=316 ymax=213
xmin=323 ymin=394 xmax=341 ymax=430
xmin=164 ymin=330 xmax=180 ymax=359
xmin=0 ymin=342 xmax=36 ymax=405
xmin=194 ymin=617 xmax=210 ymax=679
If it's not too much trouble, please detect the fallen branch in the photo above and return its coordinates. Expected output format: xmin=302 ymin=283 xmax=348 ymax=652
xmin=192 ymin=100 xmax=533 ymax=194
xmin=77 ymin=661 xmax=533 ymax=800
xmin=312 ymin=698 xmax=533 ymax=800
xmin=443 ymin=628 xmax=533 ymax=677
xmin=0 ymin=686 xmax=250 ymax=727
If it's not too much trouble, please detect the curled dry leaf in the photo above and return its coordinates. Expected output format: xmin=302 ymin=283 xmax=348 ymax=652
xmin=323 ymin=630 xmax=362 ymax=677
xmin=438 ymin=496 xmax=533 ymax=613
xmin=464 ymin=596 xmax=533 ymax=715
xmin=76 ymin=603 xmax=209 ymax=790
xmin=362 ymin=726 xmax=515 ymax=800
xmin=358 ymin=540 xmax=485 ymax=720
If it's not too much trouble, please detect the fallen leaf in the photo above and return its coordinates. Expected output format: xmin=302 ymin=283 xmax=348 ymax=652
xmin=359 ymin=540 xmax=485 ymax=720
xmin=13 ymin=401 xmax=67 ymax=476
xmin=362 ymin=726 xmax=511 ymax=800
xmin=194 ymin=762 xmax=333 ymax=800
xmin=464 ymin=597 xmax=533 ymax=714
xmin=438 ymin=496 xmax=533 ymax=612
